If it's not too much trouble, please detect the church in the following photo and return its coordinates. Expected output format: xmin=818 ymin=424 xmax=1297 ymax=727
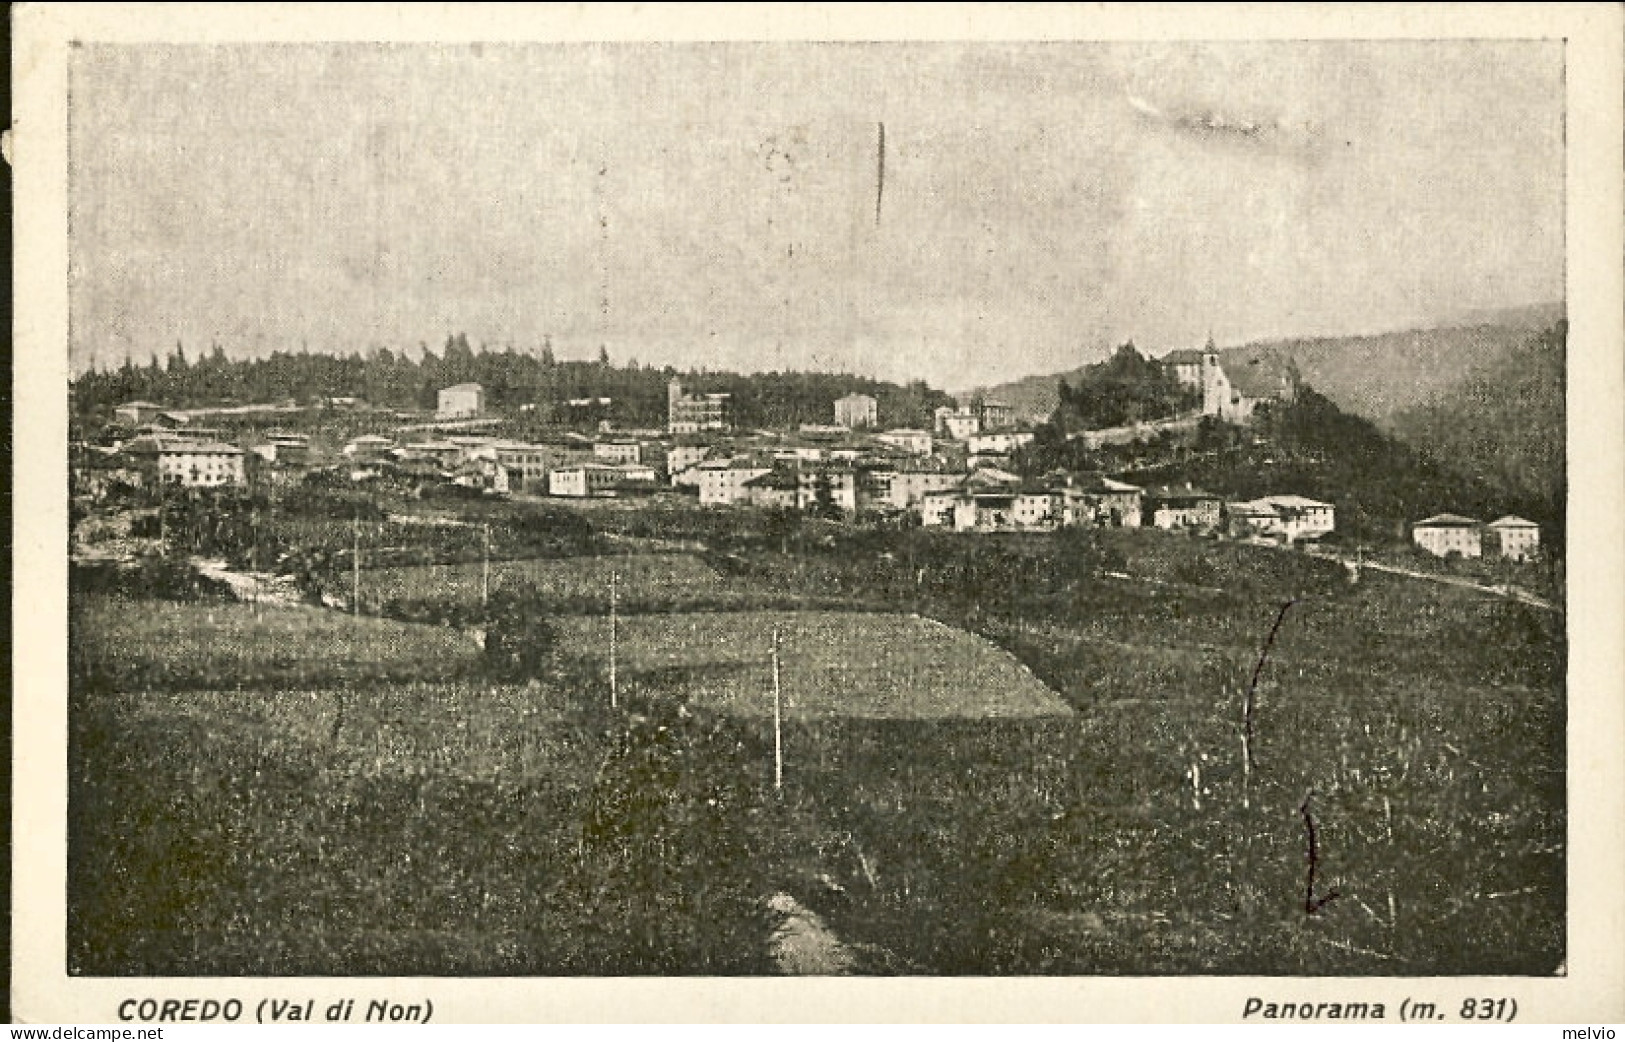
xmin=1165 ymin=338 xmax=1300 ymax=423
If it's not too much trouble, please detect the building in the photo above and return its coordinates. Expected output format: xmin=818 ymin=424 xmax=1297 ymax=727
xmin=1061 ymin=475 xmax=1143 ymax=528
xmin=874 ymin=428 xmax=933 ymax=456
xmin=934 ymin=405 xmax=981 ymax=440
xmin=113 ymin=401 xmax=170 ymax=427
xmin=1260 ymin=495 xmax=1335 ymax=542
xmin=921 ymin=482 xmax=1061 ymax=532
xmin=1412 ymin=513 xmax=1483 ymax=559
xmin=979 ymin=399 xmax=1016 ymax=431
xmin=919 ymin=469 xmax=1042 ymax=531
xmin=1161 ymin=349 xmax=1206 ymax=390
xmin=876 ymin=461 xmax=964 ymax=511
xmin=696 ymin=458 xmax=773 ymax=505
xmin=668 ymin=378 xmax=732 ymax=434
xmin=488 ymin=442 xmax=554 ymax=492
xmin=262 ymin=430 xmax=312 ymax=465
xmin=593 ymin=439 xmax=644 ymax=465
xmin=124 ymin=437 xmax=247 ymax=487
xmin=1143 ymin=484 xmax=1223 ymax=531
xmin=1486 ymin=515 xmax=1540 ymax=562
xmin=741 ymin=468 xmax=803 ymax=510
xmin=796 ymin=465 xmax=859 ymax=514
xmin=400 ymin=440 xmax=466 ymax=469
xmin=548 ymin=462 xmax=659 ymax=498
xmin=1199 ymin=341 xmax=1299 ymax=423
xmin=1226 ymin=500 xmax=1284 ymax=541
xmin=834 ymin=393 xmax=879 ymax=429
xmin=1228 ymin=495 xmax=1336 ymax=543
xmin=666 ymin=442 xmax=719 ymax=486
xmin=437 ymin=383 xmax=485 ymax=420
xmin=344 ymin=434 xmax=395 ymax=460
xmin=966 ymin=430 xmax=1035 ymax=457
xmin=934 ymin=398 xmax=1019 ymax=440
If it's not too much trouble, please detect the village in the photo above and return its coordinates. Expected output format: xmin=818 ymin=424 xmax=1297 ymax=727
xmin=71 ymin=343 xmax=1543 ymax=566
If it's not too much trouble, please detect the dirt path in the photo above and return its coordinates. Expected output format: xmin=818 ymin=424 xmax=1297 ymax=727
xmin=766 ymin=893 xmax=855 ymax=975
xmin=190 ymin=558 xmax=307 ymax=607
xmin=1306 ymin=550 xmax=1560 ymax=612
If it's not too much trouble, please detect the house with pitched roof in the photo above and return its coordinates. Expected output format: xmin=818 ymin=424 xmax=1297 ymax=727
xmin=1486 ymin=515 xmax=1540 ymax=562
xmin=1059 ymin=474 xmax=1143 ymax=528
xmin=1143 ymin=484 xmax=1223 ymax=531
xmin=1412 ymin=513 xmax=1482 ymax=558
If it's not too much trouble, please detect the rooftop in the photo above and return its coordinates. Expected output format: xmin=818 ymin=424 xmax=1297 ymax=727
xmin=1414 ymin=513 xmax=1481 ymax=527
xmin=1144 ymin=483 xmax=1220 ymax=501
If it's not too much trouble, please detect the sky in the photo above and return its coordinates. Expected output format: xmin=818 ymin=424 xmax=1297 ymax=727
xmin=68 ymin=40 xmax=1564 ymax=390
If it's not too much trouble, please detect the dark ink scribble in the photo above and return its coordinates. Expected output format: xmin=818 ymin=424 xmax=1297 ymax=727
xmin=1244 ymin=598 xmax=1297 ymax=771
xmin=1300 ymin=791 xmax=1341 ymax=915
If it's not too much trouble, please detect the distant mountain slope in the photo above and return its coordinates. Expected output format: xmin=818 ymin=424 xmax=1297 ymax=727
xmin=978 ymin=305 xmax=1565 ymax=432
xmin=1233 ymin=322 xmax=1556 ymax=429
xmin=1386 ymin=321 xmax=1565 ymax=519
xmin=975 ymin=364 xmax=1099 ymax=424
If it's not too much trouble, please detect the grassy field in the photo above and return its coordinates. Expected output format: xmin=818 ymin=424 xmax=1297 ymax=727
xmin=554 ymin=610 xmax=1072 ymax=719
xmin=67 ymin=524 xmax=1564 ymax=976
xmin=72 ymin=594 xmax=483 ymax=691
xmin=68 ymin=680 xmax=781 ymax=975
xmin=358 ymin=552 xmax=735 ymax=610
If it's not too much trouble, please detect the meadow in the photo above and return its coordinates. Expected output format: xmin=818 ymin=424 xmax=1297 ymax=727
xmin=72 ymin=594 xmax=483 ymax=691
xmin=68 ymin=523 xmax=1565 ymax=976
xmin=358 ymin=552 xmax=736 ymax=611
xmin=553 ymin=610 xmax=1071 ymax=719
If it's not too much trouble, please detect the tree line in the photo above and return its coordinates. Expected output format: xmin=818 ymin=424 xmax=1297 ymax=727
xmin=71 ymin=333 xmax=956 ymax=431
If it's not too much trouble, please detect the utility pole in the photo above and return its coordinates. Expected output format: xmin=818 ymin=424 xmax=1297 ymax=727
xmin=609 ymin=570 xmax=619 ymax=710
xmin=771 ymin=622 xmax=783 ymax=795
xmin=481 ymin=522 xmax=491 ymax=612
xmin=351 ymin=515 xmax=360 ymax=615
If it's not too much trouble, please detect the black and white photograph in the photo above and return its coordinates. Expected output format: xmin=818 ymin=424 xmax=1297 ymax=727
xmin=14 ymin=2 xmax=1625 ymax=1024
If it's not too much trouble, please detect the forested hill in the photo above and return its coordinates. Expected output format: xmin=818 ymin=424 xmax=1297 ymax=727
xmin=974 ymin=306 xmax=1565 ymax=429
xmin=69 ymin=335 xmax=955 ymax=431
xmin=1231 ymin=320 xmax=1560 ymax=430
xmin=1386 ymin=321 xmax=1565 ymax=521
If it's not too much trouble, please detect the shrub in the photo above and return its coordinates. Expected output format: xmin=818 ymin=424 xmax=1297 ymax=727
xmin=483 ymin=592 xmax=559 ymax=681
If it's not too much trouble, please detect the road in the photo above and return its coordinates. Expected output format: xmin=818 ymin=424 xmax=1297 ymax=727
xmin=1306 ymin=549 xmax=1560 ymax=612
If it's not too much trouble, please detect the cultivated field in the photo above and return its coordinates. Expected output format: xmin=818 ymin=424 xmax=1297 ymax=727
xmin=358 ymin=552 xmax=738 ymax=610
xmin=554 ymin=610 xmax=1073 ymax=719
xmin=72 ymin=594 xmax=482 ymax=691
xmin=67 ymin=526 xmax=1565 ymax=977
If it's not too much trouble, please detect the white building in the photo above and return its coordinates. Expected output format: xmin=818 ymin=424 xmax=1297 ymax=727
xmin=668 ymin=378 xmax=732 ymax=434
xmin=966 ymin=430 xmax=1035 ymax=457
xmin=834 ymin=393 xmax=878 ymax=429
xmin=548 ymin=462 xmax=658 ymax=498
xmin=1229 ymin=495 xmax=1336 ymax=543
xmin=1412 ymin=514 xmax=1482 ymax=559
xmin=127 ymin=438 xmax=247 ymax=487
xmin=593 ymin=439 xmax=644 ymax=465
xmin=1197 ymin=341 xmax=1299 ymax=423
xmin=696 ymin=459 xmax=774 ymax=505
xmin=437 ymin=383 xmax=485 ymax=420
xmin=874 ymin=428 xmax=933 ymax=456
xmin=344 ymin=434 xmax=395 ymax=460
xmin=1486 ymin=516 xmax=1540 ymax=562
xmin=666 ymin=443 xmax=717 ymax=485
xmin=934 ymin=406 xmax=980 ymax=440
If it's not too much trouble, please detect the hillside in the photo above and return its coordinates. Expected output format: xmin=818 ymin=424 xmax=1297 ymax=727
xmin=976 ymin=305 xmax=1564 ymax=429
xmin=1386 ymin=321 xmax=1565 ymax=520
